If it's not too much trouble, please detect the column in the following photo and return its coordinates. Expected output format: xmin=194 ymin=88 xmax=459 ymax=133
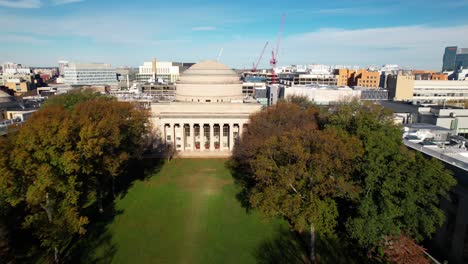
xmin=200 ymin=124 xmax=205 ymax=151
xmin=239 ymin=123 xmax=244 ymax=140
xmin=172 ymin=123 xmax=177 ymax=147
xmin=210 ymin=123 xmax=215 ymax=150
xmin=229 ymin=123 xmax=234 ymax=151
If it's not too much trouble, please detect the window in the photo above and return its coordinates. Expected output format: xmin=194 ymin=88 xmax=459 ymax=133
xmin=167 ymin=135 xmax=171 ymax=141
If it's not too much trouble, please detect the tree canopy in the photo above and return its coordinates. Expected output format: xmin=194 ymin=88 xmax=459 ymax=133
xmin=230 ymin=99 xmax=456 ymax=262
xmin=0 ymin=92 xmax=150 ymax=262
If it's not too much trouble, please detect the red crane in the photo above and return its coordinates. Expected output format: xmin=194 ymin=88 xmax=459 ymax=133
xmin=270 ymin=14 xmax=286 ymax=84
xmin=252 ymin=41 xmax=269 ymax=72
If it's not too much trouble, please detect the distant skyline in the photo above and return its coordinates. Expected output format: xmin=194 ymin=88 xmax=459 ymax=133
xmin=1 ymin=0 xmax=468 ymax=70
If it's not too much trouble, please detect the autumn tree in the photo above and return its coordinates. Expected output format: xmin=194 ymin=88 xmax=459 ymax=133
xmin=72 ymin=98 xmax=149 ymax=210
xmin=383 ymin=234 xmax=429 ymax=264
xmin=2 ymin=106 xmax=89 ymax=262
xmin=0 ymin=92 xmax=150 ymax=262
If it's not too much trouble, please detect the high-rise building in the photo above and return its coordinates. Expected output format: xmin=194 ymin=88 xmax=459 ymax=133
xmin=455 ymin=48 xmax=468 ymax=70
xmin=64 ymin=63 xmax=117 ymax=85
xmin=442 ymin=46 xmax=468 ymax=72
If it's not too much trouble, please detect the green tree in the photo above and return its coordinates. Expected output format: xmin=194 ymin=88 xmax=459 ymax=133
xmin=322 ymin=101 xmax=456 ymax=250
xmin=232 ymin=101 xmax=363 ymax=261
xmin=42 ymin=89 xmax=109 ymax=110
xmin=231 ymin=99 xmax=456 ymax=262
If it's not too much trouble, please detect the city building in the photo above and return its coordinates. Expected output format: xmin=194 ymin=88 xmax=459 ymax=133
xmin=64 ymin=63 xmax=117 ymax=86
xmin=4 ymin=79 xmax=34 ymax=94
xmin=136 ymin=58 xmax=180 ymax=83
xmin=412 ymin=70 xmax=448 ymax=80
xmin=150 ymin=60 xmax=262 ymax=157
xmin=402 ymin=133 xmax=468 ymax=264
xmin=58 ymin=60 xmax=69 ymax=77
xmin=443 ymin=46 xmax=468 ymax=72
xmin=352 ymin=70 xmax=381 ymax=88
xmin=334 ymin=69 xmax=381 ymax=88
xmin=387 ymin=74 xmax=468 ymax=103
xmin=282 ymin=85 xmax=361 ymax=105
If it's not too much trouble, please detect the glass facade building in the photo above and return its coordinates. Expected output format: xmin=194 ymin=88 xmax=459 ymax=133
xmin=443 ymin=46 xmax=468 ymax=72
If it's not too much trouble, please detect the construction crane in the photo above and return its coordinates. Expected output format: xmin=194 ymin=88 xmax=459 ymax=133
xmin=252 ymin=41 xmax=269 ymax=72
xmin=270 ymin=14 xmax=286 ymax=84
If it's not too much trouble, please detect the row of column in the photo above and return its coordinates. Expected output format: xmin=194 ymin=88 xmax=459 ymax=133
xmin=163 ymin=123 xmax=245 ymax=152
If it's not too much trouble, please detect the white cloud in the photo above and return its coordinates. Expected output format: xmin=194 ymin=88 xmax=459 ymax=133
xmin=0 ymin=0 xmax=40 ymax=8
xmin=3 ymin=34 xmax=49 ymax=44
xmin=52 ymin=0 xmax=84 ymax=5
xmin=192 ymin=26 xmax=217 ymax=31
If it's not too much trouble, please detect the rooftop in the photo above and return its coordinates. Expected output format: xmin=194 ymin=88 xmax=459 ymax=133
xmin=404 ymin=139 xmax=468 ymax=172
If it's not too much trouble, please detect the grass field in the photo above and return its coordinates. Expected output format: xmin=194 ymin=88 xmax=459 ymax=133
xmin=91 ymin=159 xmax=290 ymax=264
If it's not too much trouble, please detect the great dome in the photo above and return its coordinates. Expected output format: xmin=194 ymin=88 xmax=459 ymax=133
xmin=178 ymin=61 xmax=241 ymax=85
xmin=176 ymin=60 xmax=243 ymax=102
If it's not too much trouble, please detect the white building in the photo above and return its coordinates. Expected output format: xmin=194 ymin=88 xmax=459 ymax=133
xmin=64 ymin=63 xmax=117 ymax=86
xmin=413 ymin=80 xmax=468 ymax=103
xmin=137 ymin=60 xmax=179 ymax=83
xmin=283 ymin=85 xmax=361 ymax=105
xmin=151 ymin=60 xmax=262 ymax=157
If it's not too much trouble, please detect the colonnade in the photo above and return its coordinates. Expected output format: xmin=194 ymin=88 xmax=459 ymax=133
xmin=163 ymin=122 xmax=246 ymax=152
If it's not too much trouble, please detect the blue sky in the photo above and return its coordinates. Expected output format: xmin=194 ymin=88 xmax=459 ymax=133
xmin=1 ymin=0 xmax=468 ymax=70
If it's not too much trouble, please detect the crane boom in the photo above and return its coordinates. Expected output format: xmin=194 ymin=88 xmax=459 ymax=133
xmin=270 ymin=14 xmax=286 ymax=84
xmin=275 ymin=14 xmax=286 ymax=58
xmin=253 ymin=41 xmax=269 ymax=72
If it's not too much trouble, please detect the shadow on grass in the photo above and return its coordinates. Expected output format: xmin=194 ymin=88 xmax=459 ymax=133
xmin=255 ymin=225 xmax=365 ymax=264
xmin=64 ymin=157 xmax=165 ymax=263
xmin=255 ymin=226 xmax=309 ymax=264
xmin=65 ymin=203 xmax=123 ymax=264
xmin=117 ymin=157 xmax=165 ymax=199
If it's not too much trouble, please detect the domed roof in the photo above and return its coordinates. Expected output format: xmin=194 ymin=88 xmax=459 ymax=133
xmin=178 ymin=60 xmax=241 ymax=84
xmin=188 ymin=60 xmax=233 ymax=71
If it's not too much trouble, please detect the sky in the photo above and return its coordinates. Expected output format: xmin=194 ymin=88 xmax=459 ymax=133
xmin=1 ymin=0 xmax=468 ymax=70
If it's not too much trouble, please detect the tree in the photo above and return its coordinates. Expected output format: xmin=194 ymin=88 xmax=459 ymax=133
xmin=231 ymin=101 xmax=363 ymax=261
xmin=42 ymin=89 xmax=109 ymax=110
xmin=231 ymin=99 xmax=456 ymax=262
xmin=3 ymin=106 xmax=89 ymax=262
xmin=72 ymin=98 xmax=149 ymax=209
xmin=323 ymin=101 xmax=456 ymax=250
xmin=0 ymin=95 xmax=150 ymax=262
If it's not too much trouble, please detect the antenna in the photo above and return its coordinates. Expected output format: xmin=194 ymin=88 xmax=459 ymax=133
xmin=217 ymin=48 xmax=224 ymax=62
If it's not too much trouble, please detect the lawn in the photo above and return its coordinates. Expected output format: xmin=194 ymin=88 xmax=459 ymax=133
xmin=91 ymin=159 xmax=290 ymax=264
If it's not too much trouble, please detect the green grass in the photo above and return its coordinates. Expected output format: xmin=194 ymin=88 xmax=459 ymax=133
xmin=93 ymin=159 xmax=288 ymax=264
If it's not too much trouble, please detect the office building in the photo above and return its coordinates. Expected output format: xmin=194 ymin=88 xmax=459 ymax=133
xmin=388 ymin=74 xmax=468 ymax=103
xmin=64 ymin=63 xmax=117 ymax=86
xmin=443 ymin=46 xmax=468 ymax=72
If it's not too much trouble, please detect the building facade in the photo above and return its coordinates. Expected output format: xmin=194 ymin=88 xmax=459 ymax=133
xmin=64 ymin=63 xmax=117 ymax=86
xmin=136 ymin=60 xmax=180 ymax=83
xmin=443 ymin=46 xmax=468 ymax=72
xmin=282 ymin=86 xmax=361 ymax=105
xmin=388 ymin=74 xmax=468 ymax=103
xmin=151 ymin=61 xmax=262 ymax=157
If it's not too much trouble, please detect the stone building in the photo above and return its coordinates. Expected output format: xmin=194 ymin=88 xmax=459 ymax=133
xmin=151 ymin=60 xmax=262 ymax=157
